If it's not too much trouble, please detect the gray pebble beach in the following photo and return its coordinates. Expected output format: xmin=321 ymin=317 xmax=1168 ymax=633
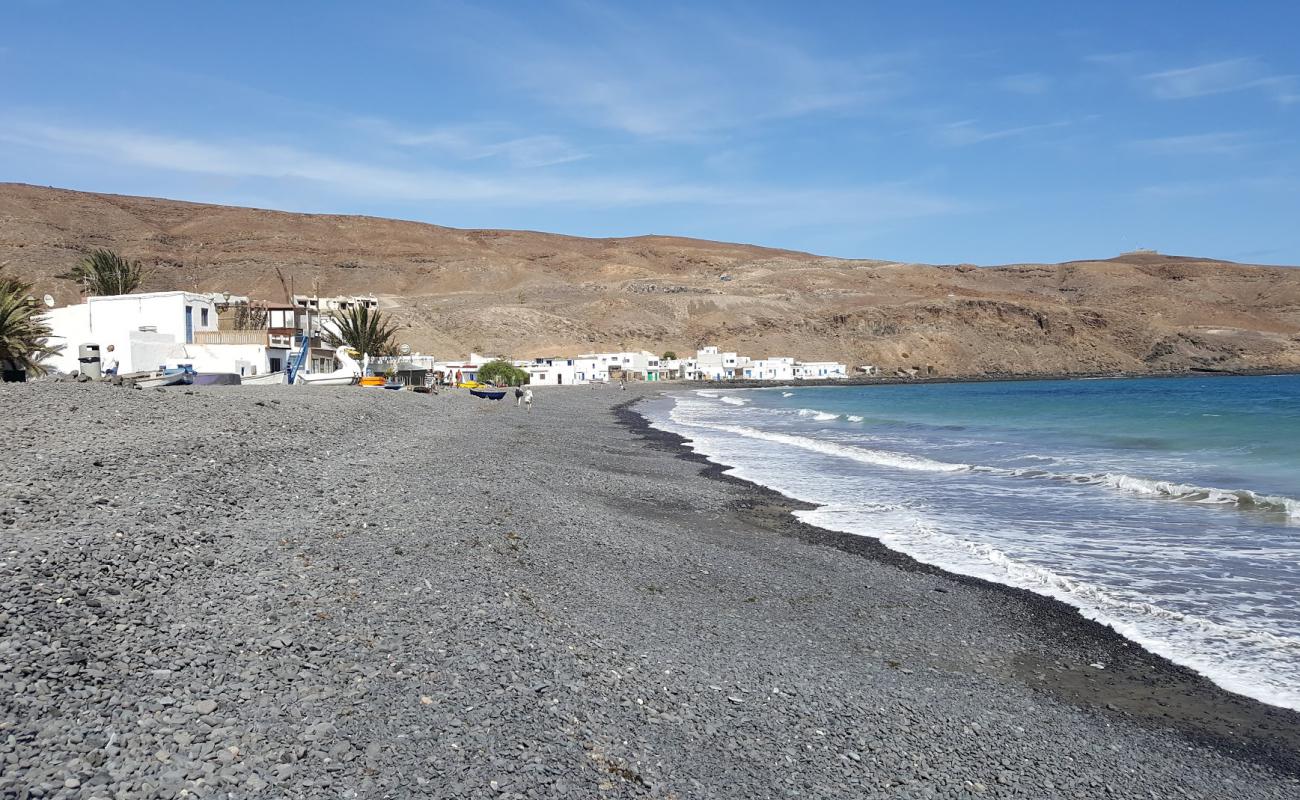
xmin=2 ymin=382 xmax=1297 ymax=799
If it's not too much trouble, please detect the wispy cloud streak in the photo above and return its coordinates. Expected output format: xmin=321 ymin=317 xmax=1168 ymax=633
xmin=0 ymin=119 xmax=960 ymax=225
xmin=1130 ymin=132 xmax=1256 ymax=156
xmin=1141 ymin=58 xmax=1297 ymax=103
xmin=932 ymin=119 xmax=1071 ymax=147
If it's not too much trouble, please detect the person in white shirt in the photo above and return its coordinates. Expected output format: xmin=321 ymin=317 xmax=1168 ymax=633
xmin=103 ymin=345 xmax=119 ymax=377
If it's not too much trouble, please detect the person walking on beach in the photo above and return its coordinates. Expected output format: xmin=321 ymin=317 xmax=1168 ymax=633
xmin=523 ymin=388 xmax=533 ymax=411
xmin=514 ymin=386 xmax=524 ymax=407
xmin=103 ymin=345 xmax=119 ymax=377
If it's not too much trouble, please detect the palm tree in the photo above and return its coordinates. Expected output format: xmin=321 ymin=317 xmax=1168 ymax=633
xmin=0 ymin=270 xmax=58 ymax=376
xmin=61 ymin=249 xmax=144 ymax=296
xmin=323 ymin=305 xmax=400 ymax=357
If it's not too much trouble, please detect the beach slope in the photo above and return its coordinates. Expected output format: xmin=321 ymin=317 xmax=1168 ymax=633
xmin=1 ymin=382 xmax=1297 ymax=798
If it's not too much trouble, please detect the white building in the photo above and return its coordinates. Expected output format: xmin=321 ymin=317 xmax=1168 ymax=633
xmin=40 ymin=291 xmax=306 ymax=378
xmin=658 ymin=358 xmax=687 ymax=380
xmin=742 ymin=357 xmax=796 ymax=381
xmin=518 ymin=357 xmax=573 ymax=386
xmin=576 ymin=350 xmax=666 ymax=382
xmin=693 ymin=346 xmax=749 ymax=380
xmin=793 ymin=361 xmax=849 ymax=380
xmin=433 ymin=353 xmax=498 ymax=384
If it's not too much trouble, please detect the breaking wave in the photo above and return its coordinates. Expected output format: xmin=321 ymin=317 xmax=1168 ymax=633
xmin=668 ymin=418 xmax=970 ymax=473
xmin=801 ymin=505 xmax=1300 ymax=710
xmin=681 ymin=403 xmax=1300 ymax=519
xmin=1088 ymin=473 xmax=1300 ymax=519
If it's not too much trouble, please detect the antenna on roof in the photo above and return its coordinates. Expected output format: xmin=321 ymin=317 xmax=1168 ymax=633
xmin=42 ymin=294 xmax=55 ymax=308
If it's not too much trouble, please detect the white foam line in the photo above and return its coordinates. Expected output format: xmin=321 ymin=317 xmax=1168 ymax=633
xmin=668 ymin=416 xmax=968 ymax=473
xmin=801 ymin=506 xmax=1300 ymax=711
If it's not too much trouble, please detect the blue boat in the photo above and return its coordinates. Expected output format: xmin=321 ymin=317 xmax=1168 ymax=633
xmin=469 ymin=388 xmax=507 ymax=400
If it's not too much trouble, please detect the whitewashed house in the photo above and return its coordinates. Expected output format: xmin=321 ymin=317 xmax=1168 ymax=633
xmin=577 ymin=350 xmax=666 ymax=382
xmin=41 ymin=291 xmax=272 ymax=375
xmin=658 ymin=358 xmax=687 ymax=380
xmin=742 ymin=357 xmax=796 ymax=381
xmin=694 ymin=346 xmax=749 ymax=380
xmin=520 ymin=356 xmax=580 ymax=386
xmin=793 ymin=361 xmax=849 ymax=380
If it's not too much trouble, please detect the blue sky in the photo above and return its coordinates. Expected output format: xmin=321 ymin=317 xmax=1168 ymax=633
xmin=2 ymin=1 xmax=1297 ymax=264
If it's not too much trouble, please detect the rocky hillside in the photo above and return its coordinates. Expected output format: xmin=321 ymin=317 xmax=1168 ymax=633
xmin=3 ymin=182 xmax=1299 ymax=376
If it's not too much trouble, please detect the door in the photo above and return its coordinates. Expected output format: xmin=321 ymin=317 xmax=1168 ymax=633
xmin=184 ymin=306 xmax=194 ymax=343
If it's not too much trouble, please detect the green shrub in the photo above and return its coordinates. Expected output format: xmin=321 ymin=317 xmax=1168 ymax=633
xmin=477 ymin=359 xmax=530 ymax=386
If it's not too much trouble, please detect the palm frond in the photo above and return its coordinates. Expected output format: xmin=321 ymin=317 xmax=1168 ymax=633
xmin=60 ymin=249 xmax=145 ymax=296
xmin=0 ymin=282 xmax=58 ymax=375
xmin=323 ymin=305 xmax=400 ymax=357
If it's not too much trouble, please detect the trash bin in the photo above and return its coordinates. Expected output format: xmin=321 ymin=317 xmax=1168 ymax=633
xmin=78 ymin=343 xmax=102 ymax=378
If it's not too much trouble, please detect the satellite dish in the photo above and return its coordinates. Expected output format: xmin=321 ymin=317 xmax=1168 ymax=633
xmin=42 ymin=294 xmax=55 ymax=308
xmin=398 ymin=343 xmax=411 ymax=356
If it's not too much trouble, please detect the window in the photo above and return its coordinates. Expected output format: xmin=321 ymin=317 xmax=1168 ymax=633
xmin=200 ymin=308 xmax=210 ymax=326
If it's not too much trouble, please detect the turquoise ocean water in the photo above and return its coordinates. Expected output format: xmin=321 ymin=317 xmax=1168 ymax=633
xmin=646 ymin=375 xmax=1300 ymax=710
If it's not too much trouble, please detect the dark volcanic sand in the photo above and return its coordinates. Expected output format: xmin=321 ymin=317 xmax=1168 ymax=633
xmin=1 ymin=382 xmax=1297 ymax=799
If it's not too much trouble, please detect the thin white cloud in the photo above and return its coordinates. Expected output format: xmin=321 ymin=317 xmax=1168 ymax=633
xmin=1130 ymin=132 xmax=1255 ymax=157
xmin=1141 ymin=58 xmax=1297 ymax=103
xmin=932 ymin=119 xmax=1071 ymax=147
xmin=0 ymin=119 xmax=959 ymax=224
xmin=1084 ymin=52 xmax=1140 ymax=67
xmin=1135 ymin=174 xmax=1295 ymax=200
xmin=997 ymin=73 xmax=1051 ymax=95
xmin=454 ymin=5 xmax=905 ymax=138
xmin=354 ymin=119 xmax=589 ymax=168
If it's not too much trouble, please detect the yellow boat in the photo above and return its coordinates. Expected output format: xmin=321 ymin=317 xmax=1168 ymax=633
xmin=359 ymin=376 xmax=386 ymax=387
xmin=457 ymin=380 xmax=482 ymax=389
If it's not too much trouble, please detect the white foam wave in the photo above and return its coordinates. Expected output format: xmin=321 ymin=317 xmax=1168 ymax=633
xmin=1088 ymin=474 xmax=1300 ymax=519
xmin=695 ymin=391 xmax=719 ymax=398
xmin=720 ymin=396 xmax=748 ymax=406
xmin=669 ymin=417 xmax=969 ymax=473
xmin=781 ymin=391 xmax=795 ymax=397
xmin=846 ymin=415 xmax=865 ymax=423
xmin=796 ymin=408 xmax=839 ymax=421
xmin=803 ymin=505 xmax=1300 ymax=710
xmin=656 ymin=393 xmax=1300 ymax=711
xmin=681 ymin=394 xmax=1300 ymax=520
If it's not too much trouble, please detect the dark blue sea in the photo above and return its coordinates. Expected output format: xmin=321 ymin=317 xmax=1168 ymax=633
xmin=646 ymin=375 xmax=1300 ymax=710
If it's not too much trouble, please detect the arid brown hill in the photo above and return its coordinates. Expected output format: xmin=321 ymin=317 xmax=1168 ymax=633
xmin=3 ymin=182 xmax=1298 ymax=376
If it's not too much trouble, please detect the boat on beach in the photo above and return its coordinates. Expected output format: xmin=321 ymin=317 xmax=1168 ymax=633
xmin=469 ymin=387 xmax=507 ymax=400
xmin=295 ymin=348 xmax=362 ymax=386
xmin=241 ymin=371 xmax=288 ymax=386
xmin=123 ymin=370 xmax=191 ymax=388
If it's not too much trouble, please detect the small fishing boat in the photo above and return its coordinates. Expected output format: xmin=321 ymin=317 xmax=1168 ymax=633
xmin=469 ymin=388 xmax=507 ymax=400
xmin=296 ymin=348 xmax=362 ymax=386
xmin=124 ymin=370 xmax=191 ymax=388
xmin=359 ymin=376 xmax=387 ymax=387
xmin=382 ymin=382 xmax=404 ymax=390
xmin=242 ymin=371 xmax=287 ymax=386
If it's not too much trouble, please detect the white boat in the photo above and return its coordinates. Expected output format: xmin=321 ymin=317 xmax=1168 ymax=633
xmin=122 ymin=370 xmax=191 ymax=388
xmin=241 ymin=371 xmax=288 ymax=386
xmin=295 ymin=348 xmax=362 ymax=386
